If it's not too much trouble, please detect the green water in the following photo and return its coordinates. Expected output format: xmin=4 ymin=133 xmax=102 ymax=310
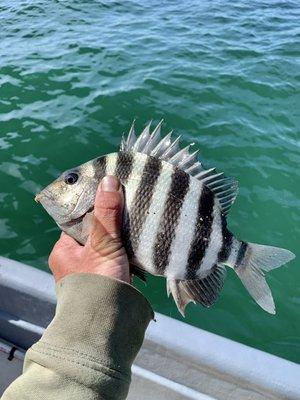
xmin=0 ymin=1 xmax=299 ymax=363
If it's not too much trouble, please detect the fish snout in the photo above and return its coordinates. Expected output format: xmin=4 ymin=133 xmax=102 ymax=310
xmin=35 ymin=193 xmax=42 ymax=203
xmin=34 ymin=189 xmax=54 ymax=203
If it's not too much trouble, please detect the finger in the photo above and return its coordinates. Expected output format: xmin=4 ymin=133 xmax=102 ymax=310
xmin=93 ymin=175 xmax=124 ymax=238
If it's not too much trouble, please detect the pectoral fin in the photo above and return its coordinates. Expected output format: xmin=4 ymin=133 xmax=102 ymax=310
xmin=130 ymin=264 xmax=147 ymax=282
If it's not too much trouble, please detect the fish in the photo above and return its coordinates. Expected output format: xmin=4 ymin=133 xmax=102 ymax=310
xmin=35 ymin=120 xmax=295 ymax=316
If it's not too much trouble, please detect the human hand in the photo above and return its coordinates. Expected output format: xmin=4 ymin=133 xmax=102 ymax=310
xmin=48 ymin=176 xmax=130 ymax=284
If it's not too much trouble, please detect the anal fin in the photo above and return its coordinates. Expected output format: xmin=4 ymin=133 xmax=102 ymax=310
xmin=167 ymin=279 xmax=195 ymax=317
xmin=168 ymin=265 xmax=227 ymax=315
xmin=181 ymin=265 xmax=227 ymax=308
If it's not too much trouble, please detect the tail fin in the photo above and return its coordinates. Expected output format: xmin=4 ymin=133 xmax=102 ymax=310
xmin=232 ymin=242 xmax=295 ymax=314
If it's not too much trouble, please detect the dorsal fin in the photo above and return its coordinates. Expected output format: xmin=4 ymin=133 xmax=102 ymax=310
xmin=120 ymin=120 xmax=238 ymax=214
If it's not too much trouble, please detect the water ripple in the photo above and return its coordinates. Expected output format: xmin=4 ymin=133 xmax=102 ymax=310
xmin=0 ymin=0 xmax=299 ymax=363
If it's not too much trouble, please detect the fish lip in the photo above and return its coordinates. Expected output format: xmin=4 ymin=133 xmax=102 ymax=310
xmin=34 ymin=189 xmax=54 ymax=203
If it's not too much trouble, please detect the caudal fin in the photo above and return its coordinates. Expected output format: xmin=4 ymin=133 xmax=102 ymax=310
xmin=232 ymin=242 xmax=295 ymax=314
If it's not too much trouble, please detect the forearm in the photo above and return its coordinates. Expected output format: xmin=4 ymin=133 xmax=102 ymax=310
xmin=2 ymin=273 xmax=153 ymax=400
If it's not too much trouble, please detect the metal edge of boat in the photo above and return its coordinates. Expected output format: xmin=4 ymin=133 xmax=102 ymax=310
xmin=0 ymin=256 xmax=299 ymax=400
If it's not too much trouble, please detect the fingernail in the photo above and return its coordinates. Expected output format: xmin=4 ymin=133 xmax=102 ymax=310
xmin=101 ymin=176 xmax=120 ymax=192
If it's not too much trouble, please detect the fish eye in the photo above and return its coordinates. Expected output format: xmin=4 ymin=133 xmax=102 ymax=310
xmin=64 ymin=172 xmax=79 ymax=185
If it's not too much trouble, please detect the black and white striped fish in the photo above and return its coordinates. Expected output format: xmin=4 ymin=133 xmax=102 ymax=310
xmin=35 ymin=121 xmax=295 ymax=316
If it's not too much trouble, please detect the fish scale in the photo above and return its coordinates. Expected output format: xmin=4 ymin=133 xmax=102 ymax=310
xmin=186 ymin=186 xmax=215 ymax=279
xmin=36 ymin=120 xmax=295 ymax=316
xmin=115 ymin=152 xmax=134 ymax=184
xmin=125 ymin=156 xmax=162 ymax=256
xmin=153 ymin=168 xmax=190 ymax=275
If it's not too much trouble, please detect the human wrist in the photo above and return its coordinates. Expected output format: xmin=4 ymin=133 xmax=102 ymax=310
xmin=36 ymin=273 xmax=153 ymax=369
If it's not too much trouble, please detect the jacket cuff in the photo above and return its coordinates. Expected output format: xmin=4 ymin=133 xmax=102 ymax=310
xmin=27 ymin=273 xmax=153 ymax=398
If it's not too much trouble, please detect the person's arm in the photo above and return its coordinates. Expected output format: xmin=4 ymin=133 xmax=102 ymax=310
xmin=2 ymin=176 xmax=153 ymax=400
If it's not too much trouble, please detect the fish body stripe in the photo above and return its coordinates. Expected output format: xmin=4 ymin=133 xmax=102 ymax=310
xmin=198 ymin=203 xmax=223 ymax=275
xmin=235 ymin=241 xmax=248 ymax=267
xmin=165 ymin=179 xmax=203 ymax=279
xmin=115 ymin=151 xmax=134 ymax=184
xmin=218 ymin=215 xmax=233 ymax=264
xmin=105 ymin=153 xmax=118 ymax=175
xmin=153 ymin=168 xmax=190 ymax=275
xmin=217 ymin=215 xmax=233 ymax=264
xmin=124 ymin=156 xmax=162 ymax=257
xmin=135 ymin=162 xmax=174 ymax=273
xmin=114 ymin=152 xmax=135 ymax=258
xmin=93 ymin=156 xmax=107 ymax=181
xmin=185 ymin=186 xmax=214 ymax=279
xmin=226 ymin=237 xmax=242 ymax=267
xmin=120 ymin=154 xmax=148 ymax=258
xmin=124 ymin=154 xmax=148 ymax=210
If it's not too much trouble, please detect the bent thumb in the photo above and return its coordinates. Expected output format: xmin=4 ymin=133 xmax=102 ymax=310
xmin=88 ymin=176 xmax=124 ymax=250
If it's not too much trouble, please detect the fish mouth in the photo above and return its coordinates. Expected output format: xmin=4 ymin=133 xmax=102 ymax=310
xmin=63 ymin=206 xmax=94 ymax=228
xmin=35 ymin=189 xmax=53 ymax=203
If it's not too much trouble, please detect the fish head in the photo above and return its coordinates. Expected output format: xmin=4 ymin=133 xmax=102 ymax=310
xmin=35 ymin=160 xmax=98 ymax=226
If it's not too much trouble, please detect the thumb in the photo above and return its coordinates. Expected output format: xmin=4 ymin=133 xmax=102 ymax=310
xmin=88 ymin=176 xmax=124 ymax=250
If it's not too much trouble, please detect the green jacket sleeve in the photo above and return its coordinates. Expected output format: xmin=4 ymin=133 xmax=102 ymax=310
xmin=2 ymin=273 xmax=154 ymax=400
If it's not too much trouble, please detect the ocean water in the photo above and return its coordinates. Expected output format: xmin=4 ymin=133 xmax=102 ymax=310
xmin=0 ymin=0 xmax=299 ymax=363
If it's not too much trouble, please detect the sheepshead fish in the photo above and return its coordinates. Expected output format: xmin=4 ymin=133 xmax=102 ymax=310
xmin=35 ymin=121 xmax=295 ymax=316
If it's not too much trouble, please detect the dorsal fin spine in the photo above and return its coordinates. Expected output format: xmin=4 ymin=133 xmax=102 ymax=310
xmin=161 ymin=135 xmax=181 ymax=159
xmin=151 ymin=132 xmax=173 ymax=157
xmin=121 ymin=120 xmax=239 ymax=214
xmin=178 ymin=149 xmax=199 ymax=169
xmin=125 ymin=121 xmax=137 ymax=150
